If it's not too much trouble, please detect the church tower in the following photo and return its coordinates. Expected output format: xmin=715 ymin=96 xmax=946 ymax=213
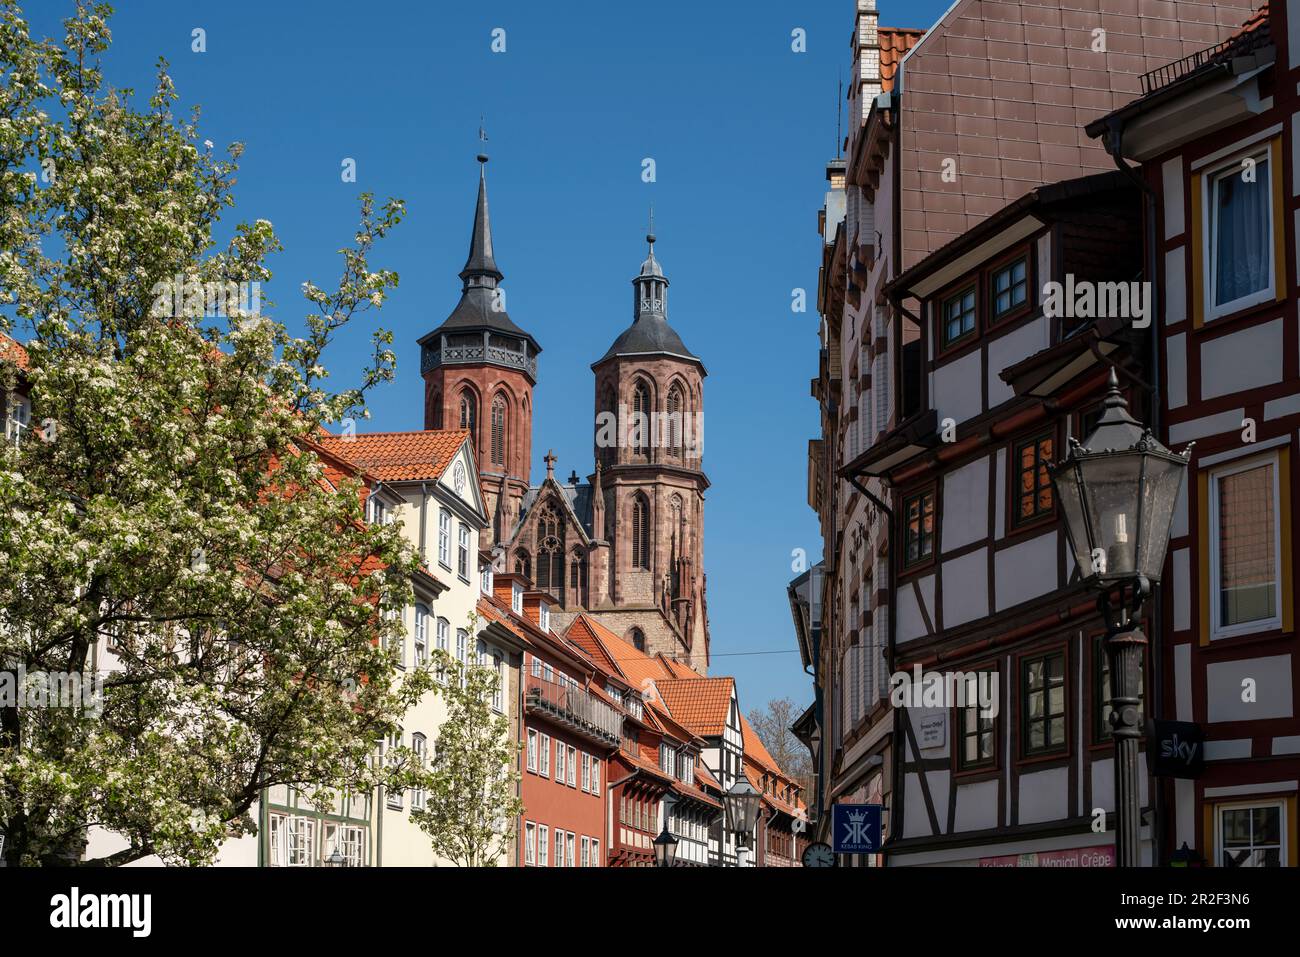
xmin=418 ymin=155 xmax=540 ymax=546
xmin=589 ymin=230 xmax=710 ymax=670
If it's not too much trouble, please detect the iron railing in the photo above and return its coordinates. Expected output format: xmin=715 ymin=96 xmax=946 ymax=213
xmin=525 ymin=675 xmax=621 ymax=747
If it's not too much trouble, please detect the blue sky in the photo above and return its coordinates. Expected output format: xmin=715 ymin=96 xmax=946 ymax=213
xmin=24 ymin=1 xmax=949 ymax=713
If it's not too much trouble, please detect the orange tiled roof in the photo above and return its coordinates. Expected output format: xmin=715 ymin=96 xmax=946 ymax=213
xmin=0 ymin=332 xmax=29 ymax=371
xmin=740 ymin=715 xmax=782 ymax=776
xmin=565 ymin=613 xmax=674 ymax=694
xmin=654 ymin=677 xmax=734 ymax=737
xmin=315 ymin=429 xmax=469 ymax=482
xmin=744 ymin=763 xmax=805 ymax=819
xmin=879 ymin=27 xmax=925 ymax=94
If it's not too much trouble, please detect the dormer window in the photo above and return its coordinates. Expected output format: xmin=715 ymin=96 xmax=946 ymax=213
xmin=991 ymin=256 xmax=1028 ymax=319
xmin=511 ymin=582 xmax=524 ymax=615
xmin=368 ymin=495 xmax=391 ymax=525
xmin=480 ymin=565 xmax=493 ymax=595
xmin=539 ymin=602 xmax=550 ymax=633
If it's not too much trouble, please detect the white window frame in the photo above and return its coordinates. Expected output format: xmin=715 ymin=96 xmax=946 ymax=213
xmin=1203 ymin=147 xmax=1276 ymax=322
xmin=555 ymin=829 xmax=564 ymax=867
xmin=438 ymin=509 xmax=451 ymax=567
xmin=527 ymin=728 xmax=538 ymax=772
xmin=524 ymin=821 xmax=536 ymax=865
xmin=591 ymin=837 xmax=600 ymax=867
xmin=566 ymin=831 xmax=575 ymax=867
xmin=539 ymin=602 xmax=550 ymax=632
xmin=411 ymin=733 xmax=427 ymax=809
xmin=512 ymin=582 xmax=524 ymax=615
xmin=581 ymin=751 xmax=590 ymax=792
xmin=591 ymin=756 xmax=600 ymax=796
xmin=581 ymin=835 xmax=590 ymax=867
xmin=481 ymin=565 xmax=493 ymax=595
xmin=413 ymin=604 xmax=429 ymax=665
xmin=457 ymin=523 xmax=470 ymax=580
xmin=1214 ymin=799 xmax=1287 ymax=867
xmin=567 ymin=745 xmax=577 ymax=787
xmin=1208 ymin=452 xmax=1284 ymax=640
xmin=540 ymin=734 xmax=551 ymax=777
xmin=538 ymin=824 xmax=549 ymax=866
xmin=492 ymin=653 xmax=504 ymax=712
xmin=555 ymin=740 xmax=566 ymax=783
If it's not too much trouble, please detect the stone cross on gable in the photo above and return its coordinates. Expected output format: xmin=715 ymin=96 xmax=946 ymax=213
xmin=544 ymin=449 xmax=557 ymax=480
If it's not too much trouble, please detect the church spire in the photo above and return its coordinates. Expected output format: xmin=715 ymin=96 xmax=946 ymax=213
xmin=460 ymin=153 xmax=503 ymax=288
xmin=633 ymin=213 xmax=667 ymax=320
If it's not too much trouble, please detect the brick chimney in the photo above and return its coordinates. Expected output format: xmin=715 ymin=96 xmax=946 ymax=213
xmin=848 ymin=0 xmax=881 ymax=159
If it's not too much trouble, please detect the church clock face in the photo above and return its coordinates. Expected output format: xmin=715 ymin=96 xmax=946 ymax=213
xmin=453 ymin=461 xmax=467 ymax=496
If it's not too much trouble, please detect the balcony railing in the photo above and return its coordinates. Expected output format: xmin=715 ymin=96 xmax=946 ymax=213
xmin=525 ymin=676 xmax=621 ymax=747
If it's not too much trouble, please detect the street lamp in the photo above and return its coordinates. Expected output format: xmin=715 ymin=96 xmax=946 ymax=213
xmin=1050 ymin=369 xmax=1190 ymax=867
xmin=323 ymin=846 xmax=347 ymax=868
xmin=723 ymin=779 xmax=761 ymax=866
xmin=653 ymin=824 xmax=679 ymax=868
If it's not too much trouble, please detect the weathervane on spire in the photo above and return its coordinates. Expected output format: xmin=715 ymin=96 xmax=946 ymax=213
xmin=477 ymin=116 xmax=489 ymax=165
xmin=647 ymin=205 xmax=656 ymax=252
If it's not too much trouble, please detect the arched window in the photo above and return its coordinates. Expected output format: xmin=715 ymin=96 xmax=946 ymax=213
xmin=632 ymin=380 xmax=651 ymax=458
xmin=630 ymin=627 xmax=646 ymax=653
xmin=667 ymin=383 xmax=685 ymax=457
xmin=597 ymin=383 xmax=618 ymax=466
xmin=427 ymin=390 xmax=443 ymax=430
xmin=570 ymin=548 xmax=587 ymax=606
xmin=491 ymin=394 xmax=507 ymax=466
xmin=631 ymin=494 xmax=650 ymax=570
xmin=459 ymin=388 xmax=478 ymax=438
xmin=515 ymin=550 xmax=531 ymax=580
xmin=536 ymin=504 xmax=564 ymax=597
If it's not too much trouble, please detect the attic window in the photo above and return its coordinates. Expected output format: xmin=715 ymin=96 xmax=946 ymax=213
xmin=539 ymin=602 xmax=550 ymax=633
xmin=511 ymin=582 xmax=524 ymax=615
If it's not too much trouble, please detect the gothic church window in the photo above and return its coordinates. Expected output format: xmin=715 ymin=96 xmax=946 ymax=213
xmin=631 ymin=494 xmax=651 ymax=570
xmin=632 ymin=380 xmax=651 ymax=458
xmin=667 ymin=383 xmax=684 ymax=457
xmin=491 ymin=394 xmax=507 ymax=466
xmin=536 ymin=503 xmax=564 ymax=596
xmin=459 ymin=389 xmax=478 ymax=438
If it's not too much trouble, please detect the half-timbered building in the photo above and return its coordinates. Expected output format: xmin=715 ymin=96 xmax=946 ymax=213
xmin=1087 ymin=0 xmax=1300 ymax=867
xmin=803 ymin=0 xmax=1257 ymax=865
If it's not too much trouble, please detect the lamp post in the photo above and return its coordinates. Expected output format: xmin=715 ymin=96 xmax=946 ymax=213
xmin=1049 ymin=369 xmax=1190 ymax=868
xmin=723 ymin=778 xmax=761 ymax=867
xmin=653 ymin=823 xmax=679 ymax=868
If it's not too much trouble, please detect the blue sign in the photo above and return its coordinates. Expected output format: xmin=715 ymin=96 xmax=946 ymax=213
xmin=832 ymin=803 xmax=882 ymax=854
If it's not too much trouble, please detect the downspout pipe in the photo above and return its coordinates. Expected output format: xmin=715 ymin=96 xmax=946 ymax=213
xmin=1099 ymin=115 xmax=1165 ymax=866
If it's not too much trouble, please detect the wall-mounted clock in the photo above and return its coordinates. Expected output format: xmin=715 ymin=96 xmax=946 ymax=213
xmin=802 ymin=842 xmax=835 ymax=868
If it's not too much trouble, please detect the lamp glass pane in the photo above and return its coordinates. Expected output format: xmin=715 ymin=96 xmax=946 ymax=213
xmin=1136 ymin=454 xmax=1187 ymax=581
xmin=1077 ymin=454 xmax=1141 ymax=579
xmin=1054 ymin=462 xmax=1093 ymax=574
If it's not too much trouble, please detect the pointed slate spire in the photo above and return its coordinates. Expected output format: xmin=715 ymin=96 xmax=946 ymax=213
xmin=460 ymin=154 xmax=503 ymax=287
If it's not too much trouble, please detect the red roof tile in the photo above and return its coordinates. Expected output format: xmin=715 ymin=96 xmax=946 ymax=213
xmin=879 ymin=27 xmax=925 ymax=94
xmin=0 ymin=332 xmax=29 ymax=371
xmin=654 ymin=678 xmax=734 ymax=737
xmin=315 ymin=430 xmax=469 ymax=482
